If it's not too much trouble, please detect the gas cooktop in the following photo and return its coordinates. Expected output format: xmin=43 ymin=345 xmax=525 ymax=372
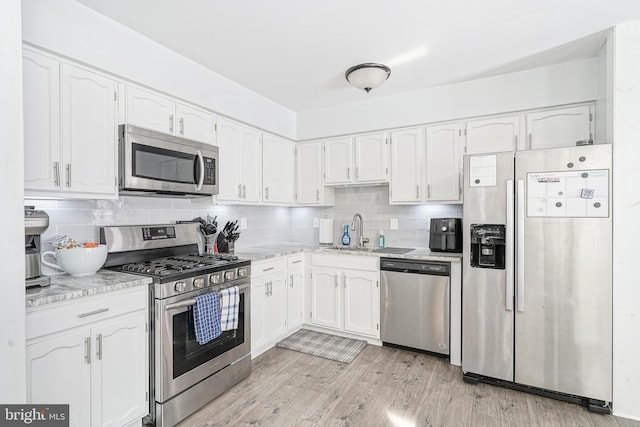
xmin=114 ymin=253 xmax=250 ymax=282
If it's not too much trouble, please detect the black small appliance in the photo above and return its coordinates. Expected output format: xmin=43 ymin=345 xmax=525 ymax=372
xmin=429 ymin=218 xmax=462 ymax=253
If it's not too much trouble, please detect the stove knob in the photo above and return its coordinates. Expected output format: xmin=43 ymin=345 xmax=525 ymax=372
xmin=193 ymin=278 xmax=205 ymax=288
xmin=210 ymin=273 xmax=223 ymax=285
xmin=174 ymin=282 xmax=186 ymax=293
xmin=237 ymin=268 xmax=247 ymax=278
xmin=224 ymin=270 xmax=236 ymax=281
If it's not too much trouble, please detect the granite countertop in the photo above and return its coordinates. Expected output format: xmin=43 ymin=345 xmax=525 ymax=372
xmin=234 ymin=243 xmax=318 ymax=262
xmin=26 ymin=270 xmax=152 ymax=308
xmin=234 ymin=243 xmax=463 ymax=263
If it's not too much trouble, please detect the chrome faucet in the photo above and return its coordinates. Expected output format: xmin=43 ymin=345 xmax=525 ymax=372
xmin=350 ymin=213 xmax=369 ymax=247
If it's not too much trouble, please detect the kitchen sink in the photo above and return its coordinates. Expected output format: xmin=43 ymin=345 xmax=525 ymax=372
xmin=327 ymin=245 xmax=375 ymax=252
xmin=372 ymin=247 xmax=414 ymax=254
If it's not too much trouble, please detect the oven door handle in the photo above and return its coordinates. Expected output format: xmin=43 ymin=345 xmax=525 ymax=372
xmin=164 ymin=283 xmax=250 ymax=311
xmin=195 ymin=150 xmax=205 ymax=192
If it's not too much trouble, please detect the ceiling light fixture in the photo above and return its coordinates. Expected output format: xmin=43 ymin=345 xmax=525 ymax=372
xmin=345 ymin=63 xmax=391 ymax=93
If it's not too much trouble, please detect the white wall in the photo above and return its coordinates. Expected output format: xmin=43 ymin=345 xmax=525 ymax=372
xmin=21 ymin=0 xmax=297 ymax=139
xmin=298 ymin=58 xmax=598 ymax=140
xmin=611 ymin=22 xmax=640 ymax=421
xmin=0 ymin=0 xmax=26 ymax=403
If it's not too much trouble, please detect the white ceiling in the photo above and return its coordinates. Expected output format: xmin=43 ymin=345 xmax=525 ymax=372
xmin=75 ymin=0 xmax=640 ymax=112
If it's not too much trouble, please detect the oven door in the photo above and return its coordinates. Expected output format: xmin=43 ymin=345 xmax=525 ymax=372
xmin=155 ymin=281 xmax=250 ymax=402
xmin=120 ymin=125 xmax=218 ymax=195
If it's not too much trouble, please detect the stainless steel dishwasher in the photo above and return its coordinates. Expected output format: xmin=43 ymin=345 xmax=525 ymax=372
xmin=380 ymin=257 xmax=450 ymax=356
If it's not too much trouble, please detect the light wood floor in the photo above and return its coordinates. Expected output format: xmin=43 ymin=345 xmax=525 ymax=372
xmin=178 ymin=344 xmax=639 ymax=427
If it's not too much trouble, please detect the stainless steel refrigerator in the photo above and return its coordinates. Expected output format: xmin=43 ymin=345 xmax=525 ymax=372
xmin=462 ymin=144 xmax=612 ymax=411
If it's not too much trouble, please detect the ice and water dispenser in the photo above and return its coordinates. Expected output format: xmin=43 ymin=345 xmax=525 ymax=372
xmin=470 ymin=224 xmax=506 ymax=269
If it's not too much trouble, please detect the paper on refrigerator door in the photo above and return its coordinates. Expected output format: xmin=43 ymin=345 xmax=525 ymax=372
xmin=469 ymin=155 xmax=497 ymax=187
xmin=526 ymin=169 xmax=609 ymax=218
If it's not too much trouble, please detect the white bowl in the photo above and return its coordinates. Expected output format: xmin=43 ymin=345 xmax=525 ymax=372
xmin=41 ymin=245 xmax=108 ymax=277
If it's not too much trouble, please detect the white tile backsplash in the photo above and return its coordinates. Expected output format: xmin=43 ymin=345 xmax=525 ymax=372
xmin=26 ymin=186 xmax=462 ymax=252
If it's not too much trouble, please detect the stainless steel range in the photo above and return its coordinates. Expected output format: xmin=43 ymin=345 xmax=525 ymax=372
xmin=100 ymin=223 xmax=251 ymax=427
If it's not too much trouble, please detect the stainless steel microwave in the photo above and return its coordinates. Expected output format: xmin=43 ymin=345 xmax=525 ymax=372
xmin=119 ymin=124 xmax=218 ymax=197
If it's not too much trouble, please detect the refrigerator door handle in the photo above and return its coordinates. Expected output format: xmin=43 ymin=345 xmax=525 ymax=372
xmin=516 ymin=179 xmax=525 ymax=312
xmin=506 ymin=179 xmax=514 ymax=311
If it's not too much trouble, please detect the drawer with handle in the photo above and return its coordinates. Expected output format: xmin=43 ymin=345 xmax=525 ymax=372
xmin=287 ymin=254 xmax=304 ymax=269
xmin=26 ymin=286 xmax=147 ymax=341
xmin=252 ymin=257 xmax=287 ymax=279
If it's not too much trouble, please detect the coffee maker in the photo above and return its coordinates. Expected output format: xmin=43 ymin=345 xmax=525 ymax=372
xmin=25 ymin=206 xmax=50 ymax=287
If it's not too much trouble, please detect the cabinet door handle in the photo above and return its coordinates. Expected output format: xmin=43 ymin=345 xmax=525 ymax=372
xmin=179 ymin=117 xmax=184 ymax=135
xmin=335 ymin=274 xmax=339 ymax=287
xmin=291 ymin=260 xmax=302 ymax=264
xmin=514 ymin=134 xmax=518 ymax=151
xmin=238 ymin=184 xmax=242 ymax=198
xmin=65 ymin=164 xmax=71 ymax=187
xmin=84 ymin=337 xmax=91 ymax=364
xmin=53 ymin=162 xmax=60 ymax=187
xmin=262 ymin=266 xmax=275 ymax=272
xmin=290 ymin=274 xmax=294 ymax=287
xmin=264 ymin=187 xmax=269 ymax=200
xmin=78 ymin=308 xmax=109 ymax=318
xmin=169 ymin=114 xmax=174 ymax=133
xmin=347 ymin=167 xmax=351 ymax=180
xmin=528 ymin=133 xmax=532 ymax=150
xmin=242 ymin=185 xmax=246 ymax=199
xmin=316 ymin=189 xmax=320 ymax=201
xmin=96 ymin=334 xmax=103 ymax=361
xmin=355 ymin=166 xmax=359 ymax=179
xmin=416 ymin=185 xmax=420 ymax=199
xmin=427 ymin=183 xmax=431 ymax=198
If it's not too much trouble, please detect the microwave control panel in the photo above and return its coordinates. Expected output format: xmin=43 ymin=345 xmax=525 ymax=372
xmin=203 ymin=157 xmax=216 ymax=185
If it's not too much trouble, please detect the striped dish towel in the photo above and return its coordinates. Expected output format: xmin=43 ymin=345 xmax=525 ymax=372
xmin=193 ymin=293 xmax=222 ymax=345
xmin=219 ymin=286 xmax=239 ymax=331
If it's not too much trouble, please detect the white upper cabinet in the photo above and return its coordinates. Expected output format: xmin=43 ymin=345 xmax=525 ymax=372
xmin=215 ymin=118 xmax=262 ymax=203
xmin=353 ymin=132 xmax=389 ymax=183
xmin=425 ymin=122 xmax=463 ymax=203
xmin=295 ymin=141 xmax=335 ymax=205
xmin=390 ymin=127 xmax=424 ymax=204
xmin=323 ymin=137 xmax=353 ymax=184
xmin=240 ymin=127 xmax=263 ymax=203
xmin=125 ymin=85 xmax=215 ymax=144
xmin=324 ymin=133 xmax=389 ymax=185
xmin=23 ymin=48 xmax=118 ymax=199
xmin=465 ymin=115 xmax=521 ymax=154
xmin=215 ymin=117 xmax=243 ymax=201
xmin=262 ymin=133 xmax=295 ymax=204
xmin=175 ymin=102 xmax=216 ymax=144
xmin=62 ymin=64 xmax=117 ymax=196
xmin=125 ymin=86 xmax=174 ymax=134
xmin=23 ymin=49 xmax=62 ymax=193
xmin=526 ymin=105 xmax=593 ymax=150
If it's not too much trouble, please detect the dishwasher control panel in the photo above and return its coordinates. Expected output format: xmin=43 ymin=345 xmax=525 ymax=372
xmin=380 ymin=258 xmax=450 ymax=276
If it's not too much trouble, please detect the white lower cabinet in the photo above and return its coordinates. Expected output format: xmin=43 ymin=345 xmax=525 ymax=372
xmin=310 ymin=267 xmax=342 ymax=330
xmin=251 ymin=254 xmax=305 ymax=357
xmin=309 ymin=254 xmax=380 ymax=339
xmin=251 ymin=268 xmax=287 ymax=352
xmin=286 ymin=255 xmax=305 ymax=329
xmin=26 ymin=287 xmax=148 ymax=427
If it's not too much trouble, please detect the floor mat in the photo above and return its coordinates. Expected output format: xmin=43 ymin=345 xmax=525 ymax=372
xmin=275 ymin=329 xmax=367 ymax=363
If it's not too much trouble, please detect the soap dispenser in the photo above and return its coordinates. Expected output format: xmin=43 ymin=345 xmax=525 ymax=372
xmin=378 ymin=230 xmax=385 ymax=248
xmin=341 ymin=224 xmax=351 ymax=246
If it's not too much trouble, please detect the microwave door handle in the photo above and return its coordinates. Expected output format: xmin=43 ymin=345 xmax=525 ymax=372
xmin=195 ymin=150 xmax=205 ymax=191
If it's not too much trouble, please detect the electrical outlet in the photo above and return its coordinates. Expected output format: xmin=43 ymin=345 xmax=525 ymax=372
xmin=240 ymin=218 xmax=247 ymax=230
xmin=390 ymin=218 xmax=399 ymax=230
xmin=313 ymin=217 xmax=319 ymax=228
